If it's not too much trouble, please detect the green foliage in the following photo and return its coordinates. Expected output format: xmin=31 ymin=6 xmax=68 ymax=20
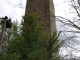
xmin=0 ymin=14 xmax=62 ymax=60
xmin=0 ymin=20 xmax=20 ymax=60
xmin=1 ymin=21 xmax=19 ymax=52
xmin=6 ymin=13 xmax=48 ymax=60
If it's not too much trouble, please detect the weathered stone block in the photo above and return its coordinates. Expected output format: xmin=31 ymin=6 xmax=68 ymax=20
xmin=25 ymin=0 xmax=56 ymax=36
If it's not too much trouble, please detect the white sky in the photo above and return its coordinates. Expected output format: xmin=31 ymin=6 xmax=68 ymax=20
xmin=0 ymin=0 xmax=26 ymax=21
xmin=0 ymin=0 xmax=70 ymax=22
xmin=0 ymin=0 xmax=80 ymax=59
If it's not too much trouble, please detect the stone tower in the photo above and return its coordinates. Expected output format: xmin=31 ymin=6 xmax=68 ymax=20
xmin=25 ymin=0 xmax=56 ymax=37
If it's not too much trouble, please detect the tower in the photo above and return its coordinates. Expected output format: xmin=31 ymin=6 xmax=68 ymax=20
xmin=25 ymin=0 xmax=56 ymax=37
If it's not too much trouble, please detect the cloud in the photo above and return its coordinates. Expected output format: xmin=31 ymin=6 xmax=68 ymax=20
xmin=6 ymin=0 xmax=19 ymax=6
xmin=0 ymin=0 xmax=67 ymax=21
xmin=0 ymin=0 xmax=69 ymax=22
xmin=0 ymin=0 xmax=26 ymax=22
xmin=1 ymin=0 xmax=80 ymax=57
xmin=0 ymin=0 xmax=12 ymax=16
xmin=54 ymin=0 xmax=72 ymax=19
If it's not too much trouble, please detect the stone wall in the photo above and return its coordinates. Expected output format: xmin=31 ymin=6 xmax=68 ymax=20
xmin=25 ymin=0 xmax=56 ymax=36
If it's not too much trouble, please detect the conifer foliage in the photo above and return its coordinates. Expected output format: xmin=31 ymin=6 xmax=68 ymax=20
xmin=0 ymin=14 xmax=61 ymax=60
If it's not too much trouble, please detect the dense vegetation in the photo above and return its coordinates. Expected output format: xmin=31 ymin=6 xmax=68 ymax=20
xmin=0 ymin=13 xmax=61 ymax=60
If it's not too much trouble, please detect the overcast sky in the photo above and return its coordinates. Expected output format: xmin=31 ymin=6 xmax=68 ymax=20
xmin=0 ymin=0 xmax=69 ymax=22
xmin=0 ymin=0 xmax=26 ymax=22
xmin=1 ymin=0 xmax=79 ymax=58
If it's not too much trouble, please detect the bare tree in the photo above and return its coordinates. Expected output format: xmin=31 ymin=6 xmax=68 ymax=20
xmin=53 ymin=0 xmax=80 ymax=59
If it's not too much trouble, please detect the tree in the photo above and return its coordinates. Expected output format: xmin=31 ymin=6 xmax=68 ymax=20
xmin=54 ymin=0 xmax=80 ymax=59
xmin=0 ymin=13 xmax=62 ymax=60
xmin=0 ymin=20 xmax=20 ymax=60
xmin=2 ymin=21 xmax=19 ymax=53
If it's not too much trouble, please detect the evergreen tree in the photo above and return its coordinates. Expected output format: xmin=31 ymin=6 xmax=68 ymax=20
xmin=0 ymin=14 xmax=62 ymax=60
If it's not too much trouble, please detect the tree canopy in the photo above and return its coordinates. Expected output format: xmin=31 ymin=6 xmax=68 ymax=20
xmin=0 ymin=13 xmax=61 ymax=60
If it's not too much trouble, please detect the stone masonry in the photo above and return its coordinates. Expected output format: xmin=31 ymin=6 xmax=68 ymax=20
xmin=25 ymin=0 xmax=56 ymax=37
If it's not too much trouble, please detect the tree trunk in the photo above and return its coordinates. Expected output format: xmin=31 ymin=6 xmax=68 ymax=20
xmin=0 ymin=19 xmax=7 ymax=51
